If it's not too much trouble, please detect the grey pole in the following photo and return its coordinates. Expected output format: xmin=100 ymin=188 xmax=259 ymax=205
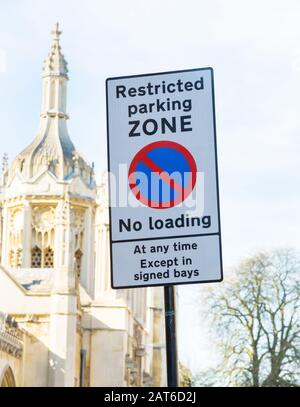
xmin=164 ymin=285 xmax=179 ymax=387
xmin=80 ymin=349 xmax=86 ymax=387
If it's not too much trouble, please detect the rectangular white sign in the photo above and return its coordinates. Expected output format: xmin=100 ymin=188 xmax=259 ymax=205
xmin=106 ymin=68 xmax=223 ymax=288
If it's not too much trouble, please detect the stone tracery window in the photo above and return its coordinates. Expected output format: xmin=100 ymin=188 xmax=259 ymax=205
xmin=9 ymin=250 xmax=15 ymax=268
xmin=74 ymin=249 xmax=83 ymax=278
xmin=31 ymin=206 xmax=55 ymax=268
xmin=16 ymin=248 xmax=22 ymax=267
xmin=72 ymin=207 xmax=85 ymax=283
xmin=44 ymin=246 xmax=54 ymax=267
xmin=8 ymin=208 xmax=23 ymax=268
xmin=31 ymin=246 xmax=42 ymax=268
xmin=0 ymin=366 xmax=16 ymax=387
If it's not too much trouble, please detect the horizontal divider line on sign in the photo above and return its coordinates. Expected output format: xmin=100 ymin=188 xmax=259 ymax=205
xmin=111 ymin=232 xmax=220 ymax=244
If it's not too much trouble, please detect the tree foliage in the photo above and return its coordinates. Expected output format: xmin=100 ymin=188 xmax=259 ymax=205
xmin=179 ymin=362 xmax=192 ymax=387
xmin=202 ymin=249 xmax=300 ymax=387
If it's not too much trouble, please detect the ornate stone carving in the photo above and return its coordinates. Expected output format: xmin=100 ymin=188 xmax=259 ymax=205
xmin=0 ymin=312 xmax=23 ymax=359
xmin=55 ymin=200 xmax=70 ymax=226
xmin=10 ymin=208 xmax=23 ymax=231
xmin=32 ymin=206 xmax=55 ymax=231
xmin=70 ymin=207 xmax=85 ymax=232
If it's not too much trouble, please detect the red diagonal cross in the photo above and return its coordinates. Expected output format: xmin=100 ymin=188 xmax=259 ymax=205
xmin=140 ymin=153 xmax=184 ymax=194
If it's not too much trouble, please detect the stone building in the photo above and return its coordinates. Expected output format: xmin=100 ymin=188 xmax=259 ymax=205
xmin=0 ymin=24 xmax=166 ymax=387
xmin=0 ymin=312 xmax=23 ymax=387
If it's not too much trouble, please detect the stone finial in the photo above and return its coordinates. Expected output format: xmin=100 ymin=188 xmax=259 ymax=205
xmin=51 ymin=22 xmax=62 ymax=41
xmin=43 ymin=22 xmax=68 ymax=78
xmin=2 ymin=152 xmax=8 ymax=173
xmin=72 ymin=151 xmax=80 ymax=175
xmin=89 ymin=162 xmax=95 ymax=184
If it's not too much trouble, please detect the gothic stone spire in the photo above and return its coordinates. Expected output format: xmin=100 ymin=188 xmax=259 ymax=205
xmin=8 ymin=24 xmax=94 ymax=187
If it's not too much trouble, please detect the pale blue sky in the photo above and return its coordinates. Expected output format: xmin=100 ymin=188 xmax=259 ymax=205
xmin=1 ymin=0 xmax=300 ymax=375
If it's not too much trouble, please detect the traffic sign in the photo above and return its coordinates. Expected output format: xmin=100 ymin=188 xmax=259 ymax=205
xmin=106 ymin=67 xmax=223 ymax=288
xmin=128 ymin=140 xmax=197 ymax=209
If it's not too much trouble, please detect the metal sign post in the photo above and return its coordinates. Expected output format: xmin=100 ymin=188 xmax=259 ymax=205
xmin=164 ymin=285 xmax=178 ymax=387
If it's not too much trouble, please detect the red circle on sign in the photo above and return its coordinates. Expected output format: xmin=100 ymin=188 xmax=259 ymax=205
xmin=128 ymin=140 xmax=197 ymax=209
